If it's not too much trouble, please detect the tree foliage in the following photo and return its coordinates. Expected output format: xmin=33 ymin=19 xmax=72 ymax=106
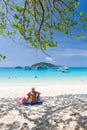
xmin=0 ymin=0 xmax=87 ymax=51
xmin=0 ymin=54 xmax=6 ymax=61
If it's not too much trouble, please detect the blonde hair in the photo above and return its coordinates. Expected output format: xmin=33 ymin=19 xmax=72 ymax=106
xmin=31 ymin=87 xmax=35 ymax=91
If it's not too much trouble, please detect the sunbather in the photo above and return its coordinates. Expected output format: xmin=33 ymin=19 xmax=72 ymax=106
xmin=27 ymin=87 xmax=41 ymax=104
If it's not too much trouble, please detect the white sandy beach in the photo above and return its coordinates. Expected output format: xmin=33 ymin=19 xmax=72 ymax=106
xmin=0 ymin=80 xmax=87 ymax=130
xmin=0 ymin=80 xmax=87 ymax=98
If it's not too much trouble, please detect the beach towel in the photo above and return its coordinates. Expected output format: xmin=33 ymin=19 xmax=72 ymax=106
xmin=25 ymin=101 xmax=43 ymax=106
xmin=18 ymin=97 xmax=43 ymax=106
xmin=18 ymin=97 xmax=27 ymax=106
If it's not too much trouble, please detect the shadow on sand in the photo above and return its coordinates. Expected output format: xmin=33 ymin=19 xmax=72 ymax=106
xmin=0 ymin=94 xmax=87 ymax=130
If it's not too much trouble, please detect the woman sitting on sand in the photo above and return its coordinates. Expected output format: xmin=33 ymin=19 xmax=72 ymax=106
xmin=27 ymin=87 xmax=41 ymax=104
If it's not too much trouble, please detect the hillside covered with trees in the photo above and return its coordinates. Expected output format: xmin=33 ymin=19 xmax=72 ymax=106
xmin=31 ymin=62 xmax=61 ymax=68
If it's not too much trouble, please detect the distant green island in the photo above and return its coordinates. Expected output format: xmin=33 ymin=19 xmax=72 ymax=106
xmin=15 ymin=62 xmax=67 ymax=70
xmin=25 ymin=62 xmax=63 ymax=70
xmin=31 ymin=62 xmax=58 ymax=68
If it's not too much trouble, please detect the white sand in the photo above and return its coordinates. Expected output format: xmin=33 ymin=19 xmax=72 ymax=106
xmin=0 ymin=80 xmax=87 ymax=98
xmin=0 ymin=80 xmax=87 ymax=130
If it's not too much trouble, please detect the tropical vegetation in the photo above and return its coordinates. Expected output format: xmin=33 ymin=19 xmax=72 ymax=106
xmin=0 ymin=0 xmax=87 ymax=59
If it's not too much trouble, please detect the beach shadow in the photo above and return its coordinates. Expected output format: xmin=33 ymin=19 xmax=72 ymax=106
xmin=5 ymin=121 xmax=20 ymax=130
xmin=0 ymin=94 xmax=87 ymax=130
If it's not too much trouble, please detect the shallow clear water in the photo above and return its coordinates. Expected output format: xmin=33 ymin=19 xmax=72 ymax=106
xmin=0 ymin=67 xmax=87 ymax=84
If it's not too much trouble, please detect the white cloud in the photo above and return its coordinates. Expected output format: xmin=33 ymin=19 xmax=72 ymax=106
xmin=46 ymin=56 xmax=55 ymax=63
xmin=54 ymin=48 xmax=87 ymax=57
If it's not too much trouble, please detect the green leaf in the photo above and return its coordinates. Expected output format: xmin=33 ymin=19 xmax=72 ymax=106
xmin=75 ymin=2 xmax=80 ymax=8
xmin=5 ymin=0 xmax=10 ymax=2
xmin=1 ymin=13 xmax=5 ymax=16
xmin=81 ymin=17 xmax=87 ymax=22
xmin=65 ymin=30 xmax=69 ymax=35
xmin=16 ymin=6 xmax=24 ymax=12
xmin=71 ymin=22 xmax=78 ymax=27
xmin=14 ymin=14 xmax=19 ymax=19
xmin=0 ymin=29 xmax=3 ymax=34
xmin=0 ymin=6 xmax=4 ymax=9
xmin=0 ymin=54 xmax=6 ymax=60
xmin=76 ymin=34 xmax=81 ymax=39
xmin=82 ymin=25 xmax=87 ymax=28
xmin=10 ymin=5 xmax=14 ymax=10
xmin=65 ymin=18 xmax=70 ymax=23
xmin=79 ymin=12 xmax=83 ymax=17
xmin=14 ymin=31 xmax=17 ymax=34
xmin=6 ymin=31 xmax=12 ymax=36
xmin=42 ymin=45 xmax=47 ymax=51
xmin=34 ymin=30 xmax=39 ymax=36
xmin=81 ymin=34 xmax=86 ymax=39
xmin=2 ymin=56 xmax=6 ymax=59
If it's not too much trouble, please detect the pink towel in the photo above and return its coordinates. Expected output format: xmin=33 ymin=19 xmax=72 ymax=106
xmin=18 ymin=97 xmax=27 ymax=106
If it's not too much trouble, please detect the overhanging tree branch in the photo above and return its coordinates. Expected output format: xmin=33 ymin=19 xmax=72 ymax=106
xmin=0 ymin=0 xmax=87 ymax=51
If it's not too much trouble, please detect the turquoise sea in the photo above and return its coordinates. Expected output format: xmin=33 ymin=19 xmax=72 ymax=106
xmin=0 ymin=67 xmax=87 ymax=84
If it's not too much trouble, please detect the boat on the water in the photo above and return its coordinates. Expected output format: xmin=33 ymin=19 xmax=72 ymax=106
xmin=58 ymin=66 xmax=69 ymax=72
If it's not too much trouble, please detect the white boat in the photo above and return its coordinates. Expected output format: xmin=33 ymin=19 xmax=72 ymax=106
xmin=58 ymin=66 xmax=69 ymax=72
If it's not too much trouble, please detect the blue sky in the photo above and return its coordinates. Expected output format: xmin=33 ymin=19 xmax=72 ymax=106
xmin=0 ymin=0 xmax=87 ymax=67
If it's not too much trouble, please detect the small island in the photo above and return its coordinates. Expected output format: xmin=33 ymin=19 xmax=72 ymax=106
xmin=15 ymin=66 xmax=23 ymax=69
xmin=31 ymin=62 xmax=59 ymax=69
xmin=24 ymin=62 xmax=67 ymax=70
